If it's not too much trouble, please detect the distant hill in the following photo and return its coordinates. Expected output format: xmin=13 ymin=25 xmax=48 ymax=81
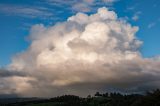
xmin=0 ymin=89 xmax=160 ymax=106
xmin=0 ymin=94 xmax=18 ymax=99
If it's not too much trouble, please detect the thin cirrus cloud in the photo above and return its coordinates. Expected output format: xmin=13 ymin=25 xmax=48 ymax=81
xmin=71 ymin=0 xmax=117 ymax=12
xmin=0 ymin=0 xmax=117 ymax=20
xmin=132 ymin=14 xmax=139 ymax=21
xmin=0 ymin=7 xmax=159 ymax=97
xmin=132 ymin=11 xmax=141 ymax=21
xmin=148 ymin=22 xmax=156 ymax=28
xmin=147 ymin=18 xmax=160 ymax=29
xmin=46 ymin=0 xmax=117 ymax=13
xmin=0 ymin=4 xmax=54 ymax=19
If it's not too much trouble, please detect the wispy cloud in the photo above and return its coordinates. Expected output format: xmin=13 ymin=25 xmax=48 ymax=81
xmin=102 ymin=0 xmax=117 ymax=4
xmin=132 ymin=15 xmax=139 ymax=21
xmin=132 ymin=11 xmax=141 ymax=21
xmin=0 ymin=0 xmax=118 ymax=20
xmin=0 ymin=4 xmax=54 ymax=19
xmin=126 ymin=4 xmax=142 ymax=22
xmin=127 ymin=6 xmax=135 ymax=11
xmin=147 ymin=17 xmax=160 ymax=28
xmin=46 ymin=0 xmax=118 ymax=13
xmin=148 ymin=22 xmax=156 ymax=28
xmin=72 ymin=2 xmax=91 ymax=12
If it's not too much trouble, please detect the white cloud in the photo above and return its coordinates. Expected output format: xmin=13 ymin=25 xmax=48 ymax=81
xmin=1 ymin=7 xmax=160 ymax=97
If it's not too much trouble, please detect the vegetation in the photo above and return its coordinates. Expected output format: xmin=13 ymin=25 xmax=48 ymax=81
xmin=1 ymin=89 xmax=160 ymax=106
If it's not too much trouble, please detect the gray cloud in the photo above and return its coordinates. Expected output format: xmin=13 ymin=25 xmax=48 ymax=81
xmin=0 ymin=69 xmax=26 ymax=78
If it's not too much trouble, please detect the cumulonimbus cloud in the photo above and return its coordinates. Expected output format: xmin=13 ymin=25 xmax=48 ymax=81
xmin=1 ymin=7 xmax=160 ymax=97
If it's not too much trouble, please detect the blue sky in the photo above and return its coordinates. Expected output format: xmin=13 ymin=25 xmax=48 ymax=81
xmin=0 ymin=0 xmax=160 ymax=66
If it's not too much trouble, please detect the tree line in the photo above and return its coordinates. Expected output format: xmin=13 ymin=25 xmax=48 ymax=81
xmin=1 ymin=89 xmax=160 ymax=106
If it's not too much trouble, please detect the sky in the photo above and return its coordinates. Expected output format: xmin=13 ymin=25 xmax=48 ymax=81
xmin=0 ymin=0 xmax=160 ymax=97
xmin=0 ymin=0 xmax=160 ymax=66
